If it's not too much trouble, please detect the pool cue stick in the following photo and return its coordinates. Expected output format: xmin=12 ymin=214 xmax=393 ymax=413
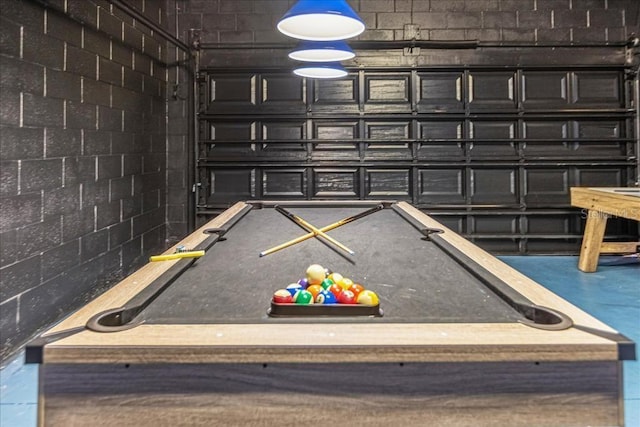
xmin=273 ymin=206 xmax=357 ymax=256
xmin=276 ymin=206 xmax=355 ymax=256
xmin=149 ymin=250 xmax=205 ymax=262
xmin=259 ymin=205 xmax=383 ymax=257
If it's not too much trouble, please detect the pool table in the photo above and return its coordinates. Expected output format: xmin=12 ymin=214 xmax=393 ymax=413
xmin=28 ymin=201 xmax=634 ymax=427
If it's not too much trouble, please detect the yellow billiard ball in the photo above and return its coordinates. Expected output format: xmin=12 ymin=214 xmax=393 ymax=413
xmin=328 ymin=272 xmax=343 ymax=285
xmin=338 ymin=277 xmax=353 ymax=290
xmin=356 ymin=290 xmax=379 ymax=306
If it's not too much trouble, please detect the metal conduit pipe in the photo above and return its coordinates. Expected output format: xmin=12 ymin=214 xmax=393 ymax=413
xmin=634 ymin=67 xmax=640 ymax=186
xmin=197 ymin=40 xmax=629 ymax=51
xmin=628 ymin=36 xmax=640 ymax=186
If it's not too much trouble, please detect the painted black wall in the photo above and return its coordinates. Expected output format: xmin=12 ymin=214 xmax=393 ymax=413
xmin=175 ymin=0 xmax=638 ymax=46
xmin=0 ymin=0 xmax=190 ymax=362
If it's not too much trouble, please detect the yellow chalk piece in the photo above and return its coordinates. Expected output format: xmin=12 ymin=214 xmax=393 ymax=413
xmin=149 ymin=250 xmax=205 ymax=262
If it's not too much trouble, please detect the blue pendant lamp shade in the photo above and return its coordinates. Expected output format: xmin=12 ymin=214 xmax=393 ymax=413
xmin=277 ymin=0 xmax=365 ymax=41
xmin=293 ymin=62 xmax=348 ymax=79
xmin=288 ymin=40 xmax=355 ymax=62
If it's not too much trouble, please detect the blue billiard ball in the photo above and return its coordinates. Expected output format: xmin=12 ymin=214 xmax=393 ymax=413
xmin=286 ymin=283 xmax=303 ymax=296
xmin=315 ymin=289 xmax=337 ymax=304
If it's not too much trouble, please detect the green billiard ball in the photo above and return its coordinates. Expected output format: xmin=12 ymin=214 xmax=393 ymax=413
xmin=294 ymin=289 xmax=314 ymax=305
xmin=321 ymin=278 xmax=334 ymax=289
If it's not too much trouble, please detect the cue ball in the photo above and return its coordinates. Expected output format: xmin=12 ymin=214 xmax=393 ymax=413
xmin=273 ymin=289 xmax=293 ymax=304
xmin=315 ymin=289 xmax=337 ymax=304
xmin=306 ymin=264 xmax=326 ymax=285
xmin=357 ymin=290 xmax=379 ymax=306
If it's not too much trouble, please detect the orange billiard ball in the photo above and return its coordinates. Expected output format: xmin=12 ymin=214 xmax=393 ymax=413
xmin=348 ymin=283 xmax=365 ymax=297
xmin=306 ymin=284 xmax=323 ymax=300
xmin=328 ymin=283 xmax=343 ymax=298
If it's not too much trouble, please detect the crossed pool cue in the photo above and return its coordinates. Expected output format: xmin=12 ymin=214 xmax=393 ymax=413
xmin=259 ymin=204 xmax=384 ymax=257
xmin=276 ymin=206 xmax=355 ymax=255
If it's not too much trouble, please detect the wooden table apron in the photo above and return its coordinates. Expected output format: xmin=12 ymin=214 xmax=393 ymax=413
xmin=31 ymin=201 xmax=633 ymax=427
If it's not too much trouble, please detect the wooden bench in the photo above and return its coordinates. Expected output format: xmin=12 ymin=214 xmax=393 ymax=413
xmin=570 ymin=187 xmax=640 ymax=272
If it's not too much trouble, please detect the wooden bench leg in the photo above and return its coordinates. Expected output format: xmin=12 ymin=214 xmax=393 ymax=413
xmin=578 ymin=210 xmax=608 ymax=272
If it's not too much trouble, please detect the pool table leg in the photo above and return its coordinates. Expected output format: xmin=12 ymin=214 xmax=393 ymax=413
xmin=578 ymin=210 xmax=608 ymax=272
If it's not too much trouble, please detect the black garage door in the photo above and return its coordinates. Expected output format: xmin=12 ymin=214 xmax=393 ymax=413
xmin=195 ymin=66 xmax=636 ymax=253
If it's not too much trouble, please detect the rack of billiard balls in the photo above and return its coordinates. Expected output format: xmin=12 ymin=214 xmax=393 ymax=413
xmin=267 ymin=264 xmax=382 ymax=317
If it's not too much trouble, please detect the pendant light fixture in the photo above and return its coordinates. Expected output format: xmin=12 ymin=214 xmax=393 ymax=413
xmin=277 ymin=0 xmax=365 ymax=41
xmin=293 ymin=62 xmax=348 ymax=79
xmin=288 ymin=40 xmax=355 ymax=62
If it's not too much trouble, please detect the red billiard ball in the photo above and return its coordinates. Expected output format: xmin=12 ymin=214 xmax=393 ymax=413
xmin=315 ymin=289 xmax=337 ymax=304
xmin=273 ymin=289 xmax=293 ymax=304
xmin=337 ymin=289 xmax=357 ymax=304
xmin=348 ymin=283 xmax=365 ymax=297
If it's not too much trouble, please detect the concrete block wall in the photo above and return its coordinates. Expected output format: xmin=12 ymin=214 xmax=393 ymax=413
xmin=174 ymin=0 xmax=638 ymax=46
xmin=178 ymin=0 xmax=639 ymax=73
xmin=0 ymin=0 xmax=186 ymax=362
